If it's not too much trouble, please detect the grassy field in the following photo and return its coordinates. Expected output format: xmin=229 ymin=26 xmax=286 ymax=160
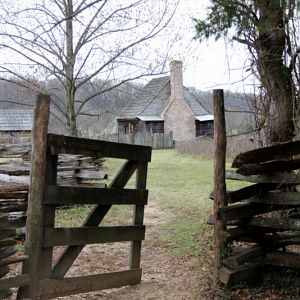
xmin=56 ymin=149 xmax=243 ymax=262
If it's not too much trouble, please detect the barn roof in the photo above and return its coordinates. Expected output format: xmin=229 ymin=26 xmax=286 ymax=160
xmin=0 ymin=110 xmax=34 ymax=131
xmin=118 ymin=76 xmax=211 ymax=119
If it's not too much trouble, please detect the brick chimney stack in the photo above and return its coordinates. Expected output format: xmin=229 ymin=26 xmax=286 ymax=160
xmin=169 ymin=60 xmax=184 ymax=102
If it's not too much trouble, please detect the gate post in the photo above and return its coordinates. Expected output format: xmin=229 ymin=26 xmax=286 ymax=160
xmin=130 ymin=162 xmax=148 ymax=272
xmin=18 ymin=94 xmax=50 ymax=298
xmin=213 ymin=89 xmax=227 ymax=283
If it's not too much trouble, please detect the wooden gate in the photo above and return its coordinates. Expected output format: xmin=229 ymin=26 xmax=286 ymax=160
xmin=0 ymin=95 xmax=151 ymax=299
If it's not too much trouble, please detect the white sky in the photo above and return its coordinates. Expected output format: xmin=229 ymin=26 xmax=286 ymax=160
xmin=0 ymin=0 xmax=255 ymax=93
xmin=170 ymin=0 xmax=255 ymax=93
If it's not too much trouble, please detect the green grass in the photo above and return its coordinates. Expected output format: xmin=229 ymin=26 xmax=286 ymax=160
xmin=146 ymin=150 xmax=214 ymax=264
xmin=56 ymin=149 xmax=244 ymax=260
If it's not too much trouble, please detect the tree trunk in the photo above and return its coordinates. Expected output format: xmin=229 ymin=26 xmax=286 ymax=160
xmin=65 ymin=0 xmax=77 ymax=137
xmin=256 ymin=1 xmax=295 ymax=144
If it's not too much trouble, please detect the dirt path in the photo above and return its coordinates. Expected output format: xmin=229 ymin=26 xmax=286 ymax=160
xmin=59 ymin=201 xmax=217 ymax=300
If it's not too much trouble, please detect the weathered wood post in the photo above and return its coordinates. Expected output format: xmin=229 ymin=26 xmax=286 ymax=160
xmin=130 ymin=162 xmax=148 ymax=275
xmin=213 ymin=89 xmax=227 ymax=283
xmin=17 ymin=94 xmax=50 ymax=299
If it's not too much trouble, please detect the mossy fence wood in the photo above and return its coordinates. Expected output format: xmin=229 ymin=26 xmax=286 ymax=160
xmin=212 ymin=89 xmax=300 ymax=285
xmin=0 ymin=94 xmax=151 ymax=299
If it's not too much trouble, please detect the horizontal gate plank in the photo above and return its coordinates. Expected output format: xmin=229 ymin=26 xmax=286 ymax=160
xmin=38 ymin=268 xmax=142 ymax=299
xmin=0 ymin=274 xmax=30 ymax=290
xmin=45 ymin=185 xmax=148 ymax=205
xmin=47 ymin=134 xmax=151 ymax=162
xmin=43 ymin=226 xmax=145 ymax=247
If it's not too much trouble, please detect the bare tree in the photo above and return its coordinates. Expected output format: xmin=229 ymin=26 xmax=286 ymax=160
xmin=0 ymin=0 xmax=179 ymax=136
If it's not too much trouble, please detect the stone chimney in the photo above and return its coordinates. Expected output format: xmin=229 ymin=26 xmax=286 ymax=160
xmin=169 ymin=60 xmax=184 ymax=101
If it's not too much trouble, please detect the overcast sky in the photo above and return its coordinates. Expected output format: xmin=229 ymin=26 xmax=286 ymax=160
xmin=171 ymin=0 xmax=254 ymax=93
xmin=0 ymin=0 xmax=254 ymax=93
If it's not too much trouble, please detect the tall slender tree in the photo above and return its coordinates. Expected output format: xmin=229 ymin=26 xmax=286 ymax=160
xmin=194 ymin=0 xmax=300 ymax=143
xmin=0 ymin=0 xmax=179 ymax=136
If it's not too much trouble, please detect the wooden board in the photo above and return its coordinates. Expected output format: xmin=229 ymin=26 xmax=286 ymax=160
xmin=217 ymin=203 xmax=274 ymax=221
xmin=0 ymin=218 xmax=26 ymax=229
xmin=248 ymin=191 xmax=300 ymax=206
xmin=43 ymin=226 xmax=145 ymax=247
xmin=0 ymin=239 xmax=18 ymax=249
xmin=220 ymin=227 xmax=280 ymax=244
xmin=38 ymin=269 xmax=142 ymax=299
xmin=0 ymin=274 xmax=30 ymax=290
xmin=47 ymin=134 xmax=152 ymax=162
xmin=130 ymin=162 xmax=148 ymax=269
xmin=232 ymin=140 xmax=300 ymax=168
xmin=0 ymin=204 xmax=27 ymax=213
xmin=0 ymin=245 xmax=17 ymax=260
xmin=264 ymin=251 xmax=300 ymax=268
xmin=0 ymin=265 xmax=10 ymax=277
xmin=250 ymin=217 xmax=300 ymax=231
xmin=45 ymin=185 xmax=148 ymax=205
xmin=222 ymin=246 xmax=265 ymax=267
xmin=220 ymin=227 xmax=252 ymax=242
xmin=236 ymin=158 xmax=300 ymax=176
xmin=0 ymin=228 xmax=16 ymax=239
xmin=219 ymin=264 xmax=260 ymax=284
xmin=0 ymin=255 xmax=28 ymax=266
xmin=0 ymin=185 xmax=28 ymax=193
xmin=226 ymin=170 xmax=300 ymax=184
xmin=207 ymin=214 xmax=245 ymax=226
xmin=225 ymin=183 xmax=280 ymax=204
xmin=0 ymin=192 xmax=28 ymax=199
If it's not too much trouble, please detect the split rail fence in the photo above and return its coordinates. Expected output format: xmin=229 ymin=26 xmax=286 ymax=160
xmin=0 ymin=94 xmax=151 ymax=299
xmin=212 ymin=89 xmax=300 ymax=285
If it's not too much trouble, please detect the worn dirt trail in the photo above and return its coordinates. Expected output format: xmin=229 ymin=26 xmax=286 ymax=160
xmin=59 ymin=201 xmax=216 ymax=300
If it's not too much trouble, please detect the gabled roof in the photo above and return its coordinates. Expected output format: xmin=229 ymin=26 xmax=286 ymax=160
xmin=118 ymin=76 xmax=211 ymax=119
xmin=118 ymin=76 xmax=170 ymax=118
xmin=0 ymin=110 xmax=34 ymax=131
xmin=184 ymin=88 xmax=211 ymax=116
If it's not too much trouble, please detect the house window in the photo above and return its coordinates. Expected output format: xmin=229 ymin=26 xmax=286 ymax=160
xmin=124 ymin=123 xmax=134 ymax=134
xmin=196 ymin=120 xmax=214 ymax=137
xmin=145 ymin=121 xmax=164 ymax=134
xmin=118 ymin=120 xmax=137 ymax=134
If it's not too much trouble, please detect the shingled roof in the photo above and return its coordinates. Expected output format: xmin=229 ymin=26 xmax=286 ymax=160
xmin=119 ymin=76 xmax=170 ymax=118
xmin=0 ymin=110 xmax=34 ymax=131
xmin=118 ymin=76 xmax=210 ymax=119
